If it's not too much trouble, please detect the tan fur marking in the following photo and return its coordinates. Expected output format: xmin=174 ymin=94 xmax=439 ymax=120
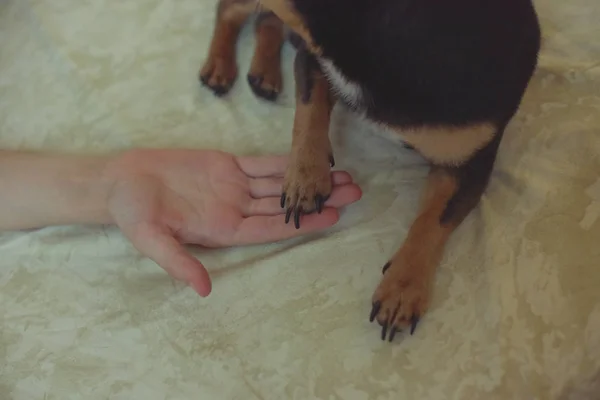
xmin=258 ymin=0 xmax=322 ymax=54
xmin=200 ymin=0 xmax=257 ymax=90
xmin=221 ymin=2 xmax=258 ymax=23
xmin=396 ymin=167 xmax=458 ymax=280
xmin=290 ymin=74 xmax=333 ymax=165
xmin=248 ymin=13 xmax=284 ymax=95
xmin=396 ymin=123 xmax=496 ymax=166
xmin=282 ymin=68 xmax=333 ymax=212
xmin=372 ymin=168 xmax=458 ymax=328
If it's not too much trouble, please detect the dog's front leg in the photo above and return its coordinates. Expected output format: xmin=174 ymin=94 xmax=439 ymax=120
xmin=281 ymin=48 xmax=334 ymax=229
xmin=370 ymin=129 xmax=503 ymax=342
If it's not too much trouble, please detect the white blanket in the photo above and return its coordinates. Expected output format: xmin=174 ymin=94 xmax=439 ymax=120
xmin=1 ymin=0 xmax=599 ymax=398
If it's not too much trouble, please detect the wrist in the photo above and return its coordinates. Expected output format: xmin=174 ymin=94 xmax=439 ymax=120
xmin=61 ymin=153 xmax=118 ymax=227
xmin=0 ymin=150 xmax=119 ymax=231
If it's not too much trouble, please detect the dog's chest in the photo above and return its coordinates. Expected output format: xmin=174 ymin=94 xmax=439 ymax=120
xmin=318 ymin=58 xmax=364 ymax=110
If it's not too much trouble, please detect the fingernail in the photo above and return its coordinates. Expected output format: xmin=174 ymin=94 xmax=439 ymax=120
xmin=191 ymin=282 xmax=211 ymax=297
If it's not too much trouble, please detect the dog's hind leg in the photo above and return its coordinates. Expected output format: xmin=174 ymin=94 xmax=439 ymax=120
xmin=200 ymin=0 xmax=257 ymax=96
xmin=247 ymin=11 xmax=284 ymax=101
xmin=370 ymin=125 xmax=504 ymax=342
xmin=280 ymin=48 xmax=335 ymax=228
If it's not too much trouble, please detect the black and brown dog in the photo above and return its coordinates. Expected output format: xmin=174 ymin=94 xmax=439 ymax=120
xmin=199 ymin=0 xmax=541 ymax=342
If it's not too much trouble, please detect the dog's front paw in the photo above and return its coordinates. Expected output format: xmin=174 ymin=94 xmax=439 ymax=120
xmin=369 ymin=258 xmax=432 ymax=342
xmin=281 ymin=156 xmax=333 ymax=229
xmin=199 ymin=55 xmax=237 ymax=96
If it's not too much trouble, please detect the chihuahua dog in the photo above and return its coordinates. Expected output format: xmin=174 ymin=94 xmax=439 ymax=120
xmin=199 ymin=0 xmax=541 ymax=342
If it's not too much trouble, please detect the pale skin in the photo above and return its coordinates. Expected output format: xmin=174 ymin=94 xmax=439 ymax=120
xmin=0 ymin=148 xmax=362 ymax=297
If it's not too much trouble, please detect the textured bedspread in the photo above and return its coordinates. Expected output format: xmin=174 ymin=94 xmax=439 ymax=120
xmin=1 ymin=0 xmax=599 ymax=399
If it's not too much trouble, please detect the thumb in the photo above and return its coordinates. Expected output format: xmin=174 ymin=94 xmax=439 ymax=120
xmin=128 ymin=224 xmax=213 ymax=297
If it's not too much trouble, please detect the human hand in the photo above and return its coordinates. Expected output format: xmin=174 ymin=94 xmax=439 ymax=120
xmin=104 ymin=149 xmax=362 ymax=296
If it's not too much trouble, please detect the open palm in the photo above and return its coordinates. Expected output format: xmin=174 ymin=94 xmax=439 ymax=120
xmin=105 ymin=149 xmax=362 ymax=296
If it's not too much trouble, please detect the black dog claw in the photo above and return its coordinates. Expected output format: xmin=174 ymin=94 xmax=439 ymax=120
xmin=294 ymin=206 xmax=302 ymax=229
xmin=247 ymin=74 xmax=263 ymax=87
xmin=285 ymin=207 xmax=293 ymax=224
xmin=329 ymin=154 xmax=335 ymax=168
xmin=280 ymin=192 xmax=286 ymax=209
xmin=213 ymin=85 xmax=230 ymax=97
xmin=410 ymin=315 xmax=420 ymax=335
xmin=388 ymin=326 xmax=399 ymax=342
xmin=369 ymin=301 xmax=381 ymax=322
xmin=315 ymin=195 xmax=324 ymax=214
xmin=381 ymin=322 xmax=389 ymax=341
xmin=382 ymin=262 xmax=391 ymax=274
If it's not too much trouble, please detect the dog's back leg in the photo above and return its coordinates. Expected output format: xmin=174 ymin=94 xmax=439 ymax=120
xmin=247 ymin=11 xmax=285 ymax=101
xmin=200 ymin=0 xmax=257 ymax=96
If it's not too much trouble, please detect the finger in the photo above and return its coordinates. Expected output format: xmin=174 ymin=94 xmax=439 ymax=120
xmin=128 ymin=224 xmax=212 ymax=297
xmin=233 ymin=208 xmax=345 ymax=245
xmin=248 ymin=170 xmax=355 ymax=198
xmin=235 ymin=154 xmax=289 ymax=178
xmin=245 ymin=182 xmax=362 ymax=216
xmin=247 ymin=176 xmax=284 ymax=198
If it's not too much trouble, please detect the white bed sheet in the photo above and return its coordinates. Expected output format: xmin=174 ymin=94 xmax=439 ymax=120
xmin=1 ymin=0 xmax=599 ymax=399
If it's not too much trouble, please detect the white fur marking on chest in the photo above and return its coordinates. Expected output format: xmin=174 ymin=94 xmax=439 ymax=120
xmin=318 ymin=58 xmax=363 ymax=108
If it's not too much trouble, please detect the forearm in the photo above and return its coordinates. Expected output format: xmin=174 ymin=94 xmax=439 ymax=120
xmin=0 ymin=150 xmax=116 ymax=231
